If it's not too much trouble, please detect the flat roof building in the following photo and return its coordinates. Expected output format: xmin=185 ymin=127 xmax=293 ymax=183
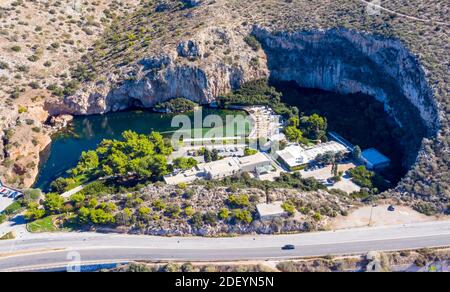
xmin=164 ymin=152 xmax=273 ymax=184
xmin=256 ymin=201 xmax=287 ymax=221
xmin=361 ymin=148 xmax=391 ymax=170
xmin=276 ymin=141 xmax=348 ymax=169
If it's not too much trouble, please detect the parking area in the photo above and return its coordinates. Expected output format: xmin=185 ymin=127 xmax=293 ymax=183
xmin=300 ymin=162 xmax=360 ymax=194
xmin=170 ymin=144 xmax=247 ymax=163
xmin=0 ymin=185 xmax=22 ymax=213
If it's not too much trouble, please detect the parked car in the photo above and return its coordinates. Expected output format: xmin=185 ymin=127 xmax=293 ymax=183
xmin=282 ymin=244 xmax=296 ymax=250
xmin=388 ymin=205 xmax=396 ymax=212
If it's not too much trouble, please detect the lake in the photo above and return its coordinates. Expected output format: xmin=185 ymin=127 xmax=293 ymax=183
xmin=34 ymin=108 xmax=249 ymax=191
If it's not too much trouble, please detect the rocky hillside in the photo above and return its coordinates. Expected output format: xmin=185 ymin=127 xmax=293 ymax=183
xmin=1 ymin=1 xmax=448 ymax=213
xmin=0 ymin=0 xmax=141 ymax=187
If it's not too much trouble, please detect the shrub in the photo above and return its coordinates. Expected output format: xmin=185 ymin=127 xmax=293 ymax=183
xmin=218 ymin=208 xmax=230 ymax=220
xmin=281 ymin=201 xmax=296 ymax=216
xmin=244 ymin=35 xmax=261 ymax=51
xmin=203 ymin=211 xmax=217 ymax=225
xmin=10 ymin=45 xmax=21 ymax=52
xmin=227 ymin=194 xmax=250 ymax=208
xmin=165 ymin=204 xmax=181 ymax=218
xmin=184 ymin=206 xmax=195 ymax=217
xmin=232 ymin=209 xmax=253 ymax=224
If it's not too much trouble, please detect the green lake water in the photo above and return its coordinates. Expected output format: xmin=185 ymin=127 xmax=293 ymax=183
xmin=34 ymin=108 xmax=249 ymax=191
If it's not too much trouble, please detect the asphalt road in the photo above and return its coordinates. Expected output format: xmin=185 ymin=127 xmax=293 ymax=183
xmin=0 ymin=220 xmax=450 ymax=271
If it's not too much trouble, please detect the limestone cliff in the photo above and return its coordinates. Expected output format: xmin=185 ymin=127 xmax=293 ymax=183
xmin=253 ymin=28 xmax=439 ymax=134
xmin=46 ymin=26 xmax=269 ymax=115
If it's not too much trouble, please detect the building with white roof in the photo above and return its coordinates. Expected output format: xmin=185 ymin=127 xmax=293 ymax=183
xmin=164 ymin=152 xmax=273 ymax=184
xmin=276 ymin=141 xmax=348 ymax=170
xmin=256 ymin=201 xmax=287 ymax=221
xmin=361 ymin=148 xmax=391 ymax=170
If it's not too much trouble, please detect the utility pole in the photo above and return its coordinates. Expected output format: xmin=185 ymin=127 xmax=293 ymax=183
xmin=368 ymin=205 xmax=374 ymax=226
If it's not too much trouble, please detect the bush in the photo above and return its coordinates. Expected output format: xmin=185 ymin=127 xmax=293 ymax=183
xmin=165 ymin=204 xmax=182 ymax=218
xmin=227 ymin=194 xmax=250 ymax=208
xmin=232 ymin=209 xmax=253 ymax=224
xmin=244 ymin=35 xmax=261 ymax=51
xmin=218 ymin=208 xmax=230 ymax=220
xmin=281 ymin=201 xmax=296 ymax=216
xmin=23 ymin=188 xmax=42 ymax=202
xmin=10 ymin=45 xmax=21 ymax=52
xmin=90 ymin=209 xmax=115 ymax=225
xmin=189 ymin=212 xmax=203 ymax=228
xmin=203 ymin=211 xmax=217 ymax=225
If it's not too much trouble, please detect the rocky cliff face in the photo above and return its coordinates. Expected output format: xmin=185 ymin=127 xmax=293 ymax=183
xmin=49 ymin=27 xmax=438 ymax=136
xmin=253 ymin=28 xmax=439 ymax=135
xmin=46 ymin=26 xmax=269 ymax=115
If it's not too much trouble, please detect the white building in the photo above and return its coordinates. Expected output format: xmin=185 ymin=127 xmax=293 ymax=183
xmin=276 ymin=141 xmax=348 ymax=170
xmin=164 ymin=152 xmax=273 ymax=185
xmin=361 ymin=148 xmax=391 ymax=170
xmin=256 ymin=201 xmax=287 ymax=221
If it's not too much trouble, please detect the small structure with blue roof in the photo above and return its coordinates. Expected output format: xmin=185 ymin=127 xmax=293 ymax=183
xmin=361 ymin=148 xmax=391 ymax=170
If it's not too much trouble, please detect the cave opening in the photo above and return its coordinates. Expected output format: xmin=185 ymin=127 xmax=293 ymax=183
xmin=271 ymin=80 xmax=412 ymax=185
xmin=255 ymin=29 xmax=437 ymax=189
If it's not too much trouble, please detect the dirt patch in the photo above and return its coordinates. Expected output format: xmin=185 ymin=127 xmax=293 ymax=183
xmin=330 ymin=204 xmax=442 ymax=229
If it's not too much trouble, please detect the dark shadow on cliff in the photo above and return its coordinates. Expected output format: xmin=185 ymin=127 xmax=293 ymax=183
xmin=272 ymin=81 xmax=410 ymax=184
xmin=255 ymin=28 xmax=438 ymax=188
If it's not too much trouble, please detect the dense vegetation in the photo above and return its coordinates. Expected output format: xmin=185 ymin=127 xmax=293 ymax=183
xmin=153 ymin=97 xmax=198 ymax=113
xmin=217 ymin=79 xmax=298 ymax=118
xmin=284 ymin=114 xmax=327 ymax=143
xmin=50 ymin=131 xmax=174 ymax=193
xmin=348 ymin=166 xmax=390 ymax=193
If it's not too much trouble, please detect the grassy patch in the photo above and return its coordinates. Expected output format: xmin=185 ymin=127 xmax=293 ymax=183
xmin=3 ymin=201 xmax=23 ymax=215
xmin=27 ymin=216 xmax=58 ymax=233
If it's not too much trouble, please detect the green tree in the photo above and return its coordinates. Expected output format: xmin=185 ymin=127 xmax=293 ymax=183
xmin=173 ymin=157 xmax=198 ymax=170
xmin=232 ymin=209 xmax=253 ymax=224
xmin=77 ymin=207 xmax=91 ymax=224
xmin=72 ymin=150 xmax=99 ymax=176
xmin=70 ymin=193 xmax=85 ymax=206
xmin=227 ymin=194 xmax=250 ymax=208
xmin=44 ymin=193 xmax=65 ymax=215
xmin=284 ymin=126 xmax=303 ymax=142
xmin=90 ymin=209 xmax=115 ymax=225
xmin=24 ymin=202 xmax=45 ymax=221
xmin=50 ymin=177 xmax=74 ymax=193
xmin=300 ymin=114 xmax=327 ymax=141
